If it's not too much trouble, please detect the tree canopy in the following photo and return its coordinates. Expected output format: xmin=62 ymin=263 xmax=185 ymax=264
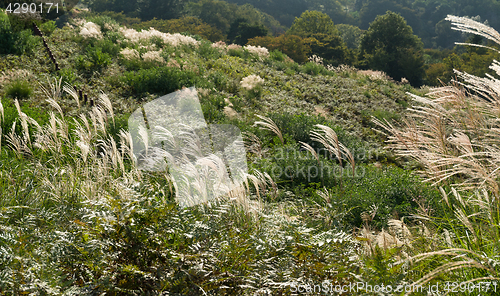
xmin=287 ymin=10 xmax=338 ymax=37
xmin=359 ymin=11 xmax=425 ymax=85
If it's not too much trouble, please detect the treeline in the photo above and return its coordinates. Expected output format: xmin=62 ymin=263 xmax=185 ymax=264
xmin=221 ymin=0 xmax=500 ymax=49
xmin=82 ymin=0 xmax=500 ymax=49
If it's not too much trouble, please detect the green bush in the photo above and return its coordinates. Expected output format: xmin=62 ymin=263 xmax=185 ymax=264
xmin=4 ymin=79 xmax=32 ymax=100
xmin=124 ymin=67 xmax=198 ymax=95
xmin=88 ymin=15 xmax=119 ymax=33
xmin=269 ymin=112 xmax=363 ymax=154
xmin=58 ymin=68 xmax=78 ymax=86
xmin=200 ymin=93 xmax=227 ymax=123
xmin=269 ymin=50 xmax=286 ymax=62
xmin=198 ymin=40 xmax=224 ymax=60
xmin=334 ymin=165 xmax=443 ymax=228
xmin=0 ymin=98 xmax=50 ymax=148
xmin=39 ymin=20 xmax=57 ymax=36
xmin=300 ymin=62 xmax=328 ymax=76
xmin=207 ymin=70 xmax=228 ymax=91
xmin=93 ymin=38 xmax=121 ymax=57
xmin=76 ymin=46 xmax=112 ymax=72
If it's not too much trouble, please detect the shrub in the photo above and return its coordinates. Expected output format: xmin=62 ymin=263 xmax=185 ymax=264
xmin=39 ymin=20 xmax=57 ymax=36
xmin=93 ymin=38 xmax=121 ymax=57
xmin=335 ymin=165 xmax=442 ymax=228
xmin=124 ymin=67 xmax=198 ymax=95
xmin=300 ymin=61 xmax=328 ymax=76
xmin=198 ymin=40 xmax=224 ymax=60
xmin=58 ymin=68 xmax=78 ymax=86
xmin=76 ymin=46 xmax=112 ymax=72
xmin=207 ymin=70 xmax=228 ymax=91
xmin=269 ymin=49 xmax=286 ymax=62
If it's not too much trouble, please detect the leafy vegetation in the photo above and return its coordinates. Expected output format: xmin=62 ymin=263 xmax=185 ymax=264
xmin=359 ymin=11 xmax=425 ymax=86
xmin=1 ymin=6 xmax=500 ymax=295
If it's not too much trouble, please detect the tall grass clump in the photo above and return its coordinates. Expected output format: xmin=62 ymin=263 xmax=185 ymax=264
xmin=375 ymin=15 xmax=500 ymax=289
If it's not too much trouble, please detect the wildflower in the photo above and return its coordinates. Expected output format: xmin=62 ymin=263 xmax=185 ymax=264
xmin=119 ymin=27 xmax=199 ymax=47
xmin=308 ymin=54 xmax=324 ymax=65
xmin=244 ymin=45 xmax=270 ymax=58
xmin=142 ymin=51 xmax=165 ymax=63
xmin=80 ymin=22 xmax=102 ymax=39
xmin=211 ymin=41 xmax=227 ymax=50
xmin=240 ymin=75 xmax=264 ymax=90
xmin=120 ymin=48 xmax=140 ymax=60
xmin=227 ymin=44 xmax=242 ymax=50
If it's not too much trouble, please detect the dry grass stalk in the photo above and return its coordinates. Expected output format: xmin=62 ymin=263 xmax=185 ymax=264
xmin=310 ymin=124 xmax=355 ymax=176
xmin=253 ymin=115 xmax=284 ymax=145
xmin=0 ymin=101 xmax=4 ymax=124
xmin=376 ymin=15 xmax=500 ymax=289
xmin=39 ymin=76 xmax=63 ymax=101
xmin=243 ymin=131 xmax=265 ymax=158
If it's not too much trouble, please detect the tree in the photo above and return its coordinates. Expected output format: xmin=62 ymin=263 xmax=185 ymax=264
xmin=359 ymin=11 xmax=425 ymax=85
xmin=306 ymin=33 xmax=350 ymax=65
xmin=287 ymin=10 xmax=338 ymax=37
xmin=336 ymin=24 xmax=363 ymax=49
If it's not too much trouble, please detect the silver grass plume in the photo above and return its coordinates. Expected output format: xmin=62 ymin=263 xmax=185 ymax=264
xmin=63 ymin=82 xmax=80 ymax=108
xmin=253 ymin=115 xmax=284 ymax=145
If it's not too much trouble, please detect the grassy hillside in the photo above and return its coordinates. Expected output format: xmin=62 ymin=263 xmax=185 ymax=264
xmin=1 ymin=11 xmax=497 ymax=296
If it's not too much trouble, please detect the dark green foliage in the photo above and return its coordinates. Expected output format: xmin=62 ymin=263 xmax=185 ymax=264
xmin=359 ymin=11 xmax=425 ymax=86
xmin=39 ymin=20 xmax=57 ymax=36
xmin=308 ymin=33 xmax=350 ymax=66
xmin=287 ymin=10 xmax=338 ymax=37
xmin=334 ymin=166 xmax=442 ymax=228
xmin=227 ymin=18 xmax=268 ymax=45
xmin=0 ymin=11 xmax=38 ymax=55
xmin=76 ymin=46 xmax=112 ymax=72
xmin=300 ymin=61 xmax=329 ymax=76
xmin=222 ymin=0 xmax=308 ymax=27
xmin=248 ymin=34 xmax=311 ymax=63
xmin=186 ymin=0 xmax=239 ymax=32
xmin=82 ymin=0 xmax=185 ymax=20
xmin=124 ymin=67 xmax=198 ymax=95
xmin=336 ymin=24 xmax=364 ymax=49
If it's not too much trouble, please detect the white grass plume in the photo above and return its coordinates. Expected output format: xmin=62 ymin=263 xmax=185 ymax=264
xmin=99 ymin=92 xmax=115 ymax=125
xmin=0 ymin=100 xmax=3 ymax=124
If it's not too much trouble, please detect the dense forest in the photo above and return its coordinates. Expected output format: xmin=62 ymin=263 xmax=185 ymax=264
xmin=81 ymin=0 xmax=500 ymax=48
